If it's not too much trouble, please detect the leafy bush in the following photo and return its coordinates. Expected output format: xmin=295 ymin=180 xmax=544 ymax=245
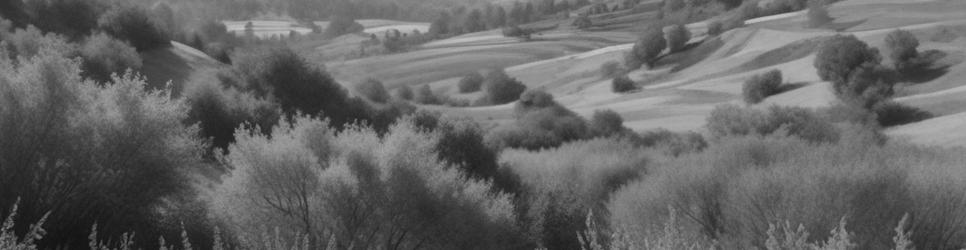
xmin=501 ymin=138 xmax=650 ymax=249
xmin=814 ymin=35 xmax=896 ymax=107
xmin=612 ymin=75 xmax=636 ymax=93
xmin=414 ymin=84 xmax=439 ymax=104
xmin=625 ymin=26 xmax=666 ymax=69
xmin=706 ymin=104 xmax=840 ymax=143
xmin=98 ymin=4 xmax=171 ymax=51
xmin=884 ymin=29 xmax=920 ymax=73
xmin=1 ymin=25 xmax=76 ymax=60
xmin=589 ymin=109 xmax=628 ymax=137
xmin=394 ymin=85 xmax=414 ymax=100
xmin=666 ymin=24 xmax=691 ymax=53
xmin=458 ymin=72 xmax=485 ymax=93
xmin=210 ymin=115 xmax=525 ymax=249
xmin=0 ymin=49 xmax=205 ymax=248
xmin=805 ymin=0 xmax=832 ymax=28
xmin=480 ymin=68 xmax=527 ymax=105
xmin=79 ymin=32 xmax=142 ymax=82
xmin=608 ymin=135 xmax=966 ymax=249
xmin=638 ymin=129 xmax=708 ymax=157
xmin=354 ymin=78 xmax=390 ymax=103
xmin=742 ymin=69 xmax=783 ymax=104
xmin=599 ymin=61 xmax=623 ymax=78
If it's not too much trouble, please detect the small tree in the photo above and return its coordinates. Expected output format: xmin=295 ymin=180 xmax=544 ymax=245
xmin=805 ymin=0 xmax=832 ymax=28
xmin=481 ymin=68 xmax=527 ymax=105
xmin=666 ymin=24 xmax=691 ymax=53
xmin=355 ymin=78 xmax=390 ymax=103
xmin=589 ymin=109 xmax=626 ymax=137
xmin=458 ymin=72 xmax=485 ymax=93
xmin=884 ymin=29 xmax=920 ymax=73
xmin=626 ymin=26 xmax=667 ymax=69
xmin=395 ymin=85 xmax=414 ymax=100
xmin=612 ymin=75 xmax=636 ymax=93
xmin=742 ymin=70 xmax=783 ymax=104
xmin=415 ymin=84 xmax=438 ymax=104
xmin=814 ymin=35 xmax=881 ymax=87
xmin=573 ymin=14 xmax=592 ymax=30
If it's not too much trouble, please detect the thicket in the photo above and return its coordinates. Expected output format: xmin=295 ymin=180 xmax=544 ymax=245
xmin=485 ymin=90 xmax=589 ymax=150
xmin=458 ymin=72 xmax=485 ymax=93
xmin=706 ymin=104 xmax=840 ymax=143
xmin=814 ymin=35 xmax=894 ymax=109
xmin=611 ymin=75 xmax=637 ymax=93
xmin=79 ymin=33 xmax=142 ymax=82
xmin=625 ymin=26 xmax=666 ymax=70
xmin=884 ymin=29 xmax=921 ymax=74
xmin=98 ymin=3 xmax=171 ymax=51
xmin=478 ymin=68 xmax=527 ymax=105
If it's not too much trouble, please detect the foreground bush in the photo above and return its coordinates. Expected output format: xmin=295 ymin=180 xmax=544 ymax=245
xmin=0 ymin=49 xmax=205 ymax=247
xmin=79 ymin=32 xmax=142 ymax=82
xmin=706 ymin=104 xmax=839 ymax=143
xmin=608 ymin=134 xmax=966 ymax=249
xmin=501 ymin=138 xmax=650 ymax=249
xmin=210 ymin=116 xmax=526 ymax=249
xmin=742 ymin=69 xmax=783 ymax=104
xmin=98 ymin=4 xmax=171 ymax=51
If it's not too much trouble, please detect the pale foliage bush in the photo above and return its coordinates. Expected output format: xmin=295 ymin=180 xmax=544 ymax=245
xmin=500 ymin=138 xmax=650 ymax=249
xmin=608 ymin=133 xmax=966 ymax=249
xmin=210 ymin=115 xmax=524 ymax=249
xmin=706 ymin=104 xmax=839 ymax=143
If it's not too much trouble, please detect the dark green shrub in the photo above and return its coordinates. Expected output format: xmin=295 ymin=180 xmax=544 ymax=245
xmin=573 ymin=14 xmax=592 ymax=29
xmin=612 ymin=75 xmax=636 ymax=93
xmin=355 ymin=78 xmax=390 ymax=103
xmin=480 ymin=68 xmax=527 ymax=105
xmin=589 ymin=109 xmax=627 ymax=137
xmin=324 ymin=15 xmax=363 ymax=37
xmin=458 ymin=72 xmax=484 ymax=93
xmin=814 ymin=35 xmax=894 ymax=107
xmin=666 ymin=24 xmax=691 ymax=53
xmin=98 ymin=4 xmax=171 ymax=51
xmin=486 ymin=91 xmax=589 ymax=150
xmin=79 ymin=33 xmax=142 ymax=82
xmin=638 ymin=129 xmax=708 ymax=156
xmin=742 ymin=69 xmax=783 ymax=104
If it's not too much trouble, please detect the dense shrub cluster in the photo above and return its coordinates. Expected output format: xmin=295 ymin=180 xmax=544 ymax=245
xmin=884 ymin=29 xmax=921 ymax=73
xmin=98 ymin=3 xmax=171 ymax=51
xmin=608 ymin=134 xmax=966 ymax=249
xmin=210 ymin=115 xmax=526 ymax=249
xmin=637 ymin=129 xmax=709 ymax=157
xmin=0 ymin=47 xmax=205 ymax=248
xmin=611 ymin=75 xmax=637 ymax=93
xmin=478 ymin=68 xmax=527 ymax=105
xmin=394 ymin=84 xmax=414 ymax=100
xmin=485 ymin=90 xmax=589 ymax=150
xmin=742 ymin=69 xmax=783 ymax=104
xmin=458 ymin=72 xmax=485 ymax=93
xmin=183 ymin=73 xmax=281 ymax=150
xmin=501 ymin=138 xmax=650 ymax=249
xmin=79 ymin=33 xmax=142 ymax=82
xmin=815 ymin=35 xmax=896 ymax=108
xmin=354 ymin=78 xmax=390 ymax=103
xmin=706 ymin=104 xmax=840 ymax=143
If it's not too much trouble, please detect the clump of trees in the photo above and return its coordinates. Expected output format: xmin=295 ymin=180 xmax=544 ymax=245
xmin=742 ymin=69 xmax=783 ymax=104
xmin=625 ymin=26 xmax=667 ymax=70
xmin=79 ymin=32 xmax=142 ymax=82
xmin=485 ymin=90 xmax=588 ymax=150
xmin=814 ymin=35 xmax=894 ymax=109
xmin=573 ymin=14 xmax=593 ymax=30
xmin=98 ymin=3 xmax=171 ymax=51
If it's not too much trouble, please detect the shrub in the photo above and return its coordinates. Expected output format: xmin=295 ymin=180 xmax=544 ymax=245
xmin=480 ymin=68 xmax=527 ymax=105
xmin=626 ymin=26 xmax=666 ymax=69
xmin=742 ymin=69 xmax=783 ymax=104
xmin=805 ymin=0 xmax=832 ymax=28
xmin=589 ymin=109 xmax=627 ymax=137
xmin=98 ymin=4 xmax=171 ymax=51
xmin=394 ymin=85 xmax=414 ymax=100
xmin=0 ymin=49 xmax=205 ymax=248
xmin=502 ymin=25 xmax=533 ymax=40
xmin=414 ymin=84 xmax=439 ymax=104
xmin=609 ymin=135 xmax=966 ymax=249
xmin=706 ymin=104 xmax=840 ymax=143
xmin=230 ymin=46 xmax=370 ymax=126
xmin=458 ymin=72 xmax=485 ymax=93
xmin=355 ymin=78 xmax=390 ymax=103
xmin=612 ymin=75 xmax=636 ymax=93
xmin=210 ymin=116 xmax=525 ymax=249
xmin=666 ymin=24 xmax=691 ymax=53
xmin=486 ymin=91 xmax=589 ymax=150
xmin=1 ymin=25 xmax=76 ymax=60
xmin=707 ymin=20 xmax=724 ymax=36
xmin=884 ymin=29 xmax=920 ymax=73
xmin=79 ymin=33 xmax=142 ymax=82
xmin=324 ymin=15 xmax=363 ymax=37
xmin=638 ymin=129 xmax=708 ymax=157
xmin=599 ymin=60 xmax=623 ymax=78
xmin=573 ymin=14 xmax=593 ymax=29
xmin=814 ymin=35 xmax=892 ymax=107
xmin=501 ymin=138 xmax=650 ymax=249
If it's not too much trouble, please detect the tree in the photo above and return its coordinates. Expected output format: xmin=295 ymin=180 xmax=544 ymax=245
xmin=429 ymin=11 xmax=452 ymax=36
xmin=415 ymin=84 xmax=438 ymax=104
xmin=707 ymin=21 xmax=724 ymax=36
xmin=355 ymin=78 xmax=390 ymax=103
xmin=884 ymin=29 xmax=920 ymax=73
xmin=666 ymin=24 xmax=691 ymax=53
xmin=742 ymin=69 xmax=783 ymax=104
xmin=458 ymin=72 xmax=485 ymax=93
xmin=79 ymin=32 xmax=142 ymax=83
xmin=805 ymin=0 xmax=832 ymax=28
xmin=626 ymin=26 xmax=667 ymax=69
xmin=814 ymin=35 xmax=881 ymax=86
xmin=98 ymin=3 xmax=171 ymax=51
xmin=589 ymin=109 xmax=627 ymax=137
xmin=325 ymin=14 xmax=363 ymax=37
xmin=491 ymin=6 xmax=507 ymax=28
xmin=395 ymin=85 xmax=414 ymax=100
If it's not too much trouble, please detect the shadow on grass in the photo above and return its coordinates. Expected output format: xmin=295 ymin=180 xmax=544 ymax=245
xmin=875 ymin=102 xmax=934 ymax=127
xmin=777 ymin=82 xmax=809 ymax=94
xmin=901 ymin=50 xmax=952 ymax=84
xmin=828 ymin=19 xmax=867 ymax=32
